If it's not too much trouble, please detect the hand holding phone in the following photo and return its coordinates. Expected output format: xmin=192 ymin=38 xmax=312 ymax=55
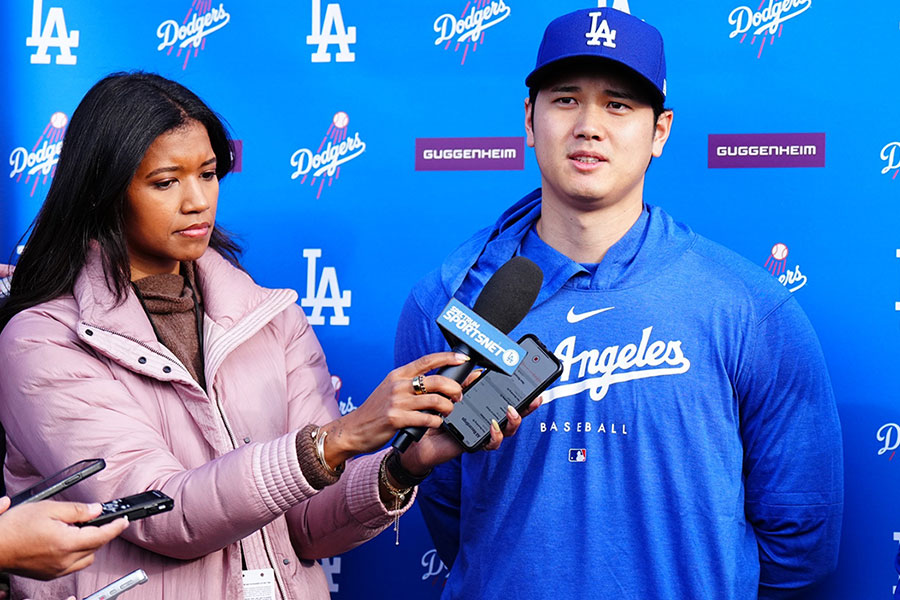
xmin=78 ymin=491 xmax=173 ymax=528
xmin=442 ymin=334 xmax=561 ymax=451
xmin=0 ymin=498 xmax=128 ymax=581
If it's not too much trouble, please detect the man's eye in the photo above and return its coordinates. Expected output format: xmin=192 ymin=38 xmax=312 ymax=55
xmin=554 ymin=97 xmax=576 ymax=105
xmin=609 ymin=101 xmax=629 ymax=110
xmin=201 ymin=171 xmax=217 ymax=180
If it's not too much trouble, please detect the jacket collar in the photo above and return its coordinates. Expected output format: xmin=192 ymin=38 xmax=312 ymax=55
xmin=73 ymin=242 xmax=295 ymax=346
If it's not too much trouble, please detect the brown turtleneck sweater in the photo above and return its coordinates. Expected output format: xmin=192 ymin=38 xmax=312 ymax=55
xmin=132 ymin=262 xmax=205 ymax=389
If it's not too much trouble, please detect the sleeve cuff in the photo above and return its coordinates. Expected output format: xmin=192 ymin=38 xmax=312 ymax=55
xmin=344 ymin=449 xmax=418 ymax=529
xmin=253 ymin=430 xmax=319 ymax=513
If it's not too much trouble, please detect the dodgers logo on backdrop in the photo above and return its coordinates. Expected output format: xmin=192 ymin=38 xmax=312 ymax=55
xmin=877 ymin=423 xmax=900 ymax=461
xmin=433 ymin=0 xmax=511 ymax=65
xmin=301 ymin=249 xmax=351 ymax=326
xmin=156 ymin=2 xmax=231 ymax=70
xmin=881 ymin=141 xmax=900 ymax=179
xmin=331 ymin=376 xmax=358 ymax=415
xmin=290 ymin=112 xmax=365 ymax=199
xmin=421 ymin=549 xmax=449 ymax=583
xmin=708 ymin=133 xmax=825 ymax=168
xmin=727 ymin=0 xmax=811 ymax=59
xmin=307 ymin=0 xmax=356 ymax=63
xmin=763 ymin=243 xmax=806 ymax=292
xmin=26 ymin=0 xmax=79 ymax=65
xmin=415 ymin=137 xmax=524 ymax=171
xmin=9 ymin=112 xmax=67 ymax=197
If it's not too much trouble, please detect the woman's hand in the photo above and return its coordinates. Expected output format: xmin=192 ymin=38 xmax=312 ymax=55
xmin=399 ymin=394 xmax=545 ymax=477
xmin=0 ymin=496 xmax=129 ymax=580
xmin=319 ymin=352 xmax=471 ymax=467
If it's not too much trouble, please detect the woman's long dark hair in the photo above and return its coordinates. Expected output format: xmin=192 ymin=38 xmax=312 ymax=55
xmin=0 ymin=72 xmax=241 ymax=330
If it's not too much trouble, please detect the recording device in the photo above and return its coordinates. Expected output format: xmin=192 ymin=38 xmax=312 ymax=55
xmin=83 ymin=568 xmax=148 ymax=600
xmin=444 ymin=334 xmax=561 ymax=451
xmin=392 ymin=256 xmax=544 ymax=452
xmin=9 ymin=458 xmax=105 ymax=507
xmin=78 ymin=490 xmax=173 ymax=527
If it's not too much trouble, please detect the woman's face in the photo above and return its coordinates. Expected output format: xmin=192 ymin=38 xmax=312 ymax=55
xmin=124 ymin=120 xmax=219 ymax=281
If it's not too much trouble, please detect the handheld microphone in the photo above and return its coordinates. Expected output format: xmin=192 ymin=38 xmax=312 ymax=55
xmin=392 ymin=256 xmax=543 ymax=452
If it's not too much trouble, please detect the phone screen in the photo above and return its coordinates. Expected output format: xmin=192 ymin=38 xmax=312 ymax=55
xmin=443 ymin=335 xmax=561 ymax=450
xmin=9 ymin=458 xmax=105 ymax=507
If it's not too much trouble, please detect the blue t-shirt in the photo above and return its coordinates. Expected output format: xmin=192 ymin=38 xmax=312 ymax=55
xmin=395 ymin=191 xmax=843 ymax=600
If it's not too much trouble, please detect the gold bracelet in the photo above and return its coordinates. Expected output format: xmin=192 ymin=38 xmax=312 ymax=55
xmin=313 ymin=427 xmax=345 ymax=478
xmin=379 ymin=453 xmax=412 ymax=546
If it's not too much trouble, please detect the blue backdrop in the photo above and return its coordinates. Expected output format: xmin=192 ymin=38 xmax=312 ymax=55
xmin=2 ymin=0 xmax=898 ymax=597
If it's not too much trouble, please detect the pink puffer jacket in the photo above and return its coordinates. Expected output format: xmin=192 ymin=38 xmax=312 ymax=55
xmin=0 ymin=244 xmax=407 ymax=599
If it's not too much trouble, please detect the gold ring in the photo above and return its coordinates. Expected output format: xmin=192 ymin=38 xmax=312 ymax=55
xmin=412 ymin=375 xmax=427 ymax=395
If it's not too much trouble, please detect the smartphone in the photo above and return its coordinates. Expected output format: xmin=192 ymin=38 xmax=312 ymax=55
xmin=78 ymin=490 xmax=174 ymax=527
xmin=83 ymin=568 xmax=148 ymax=600
xmin=443 ymin=334 xmax=562 ymax=451
xmin=9 ymin=458 xmax=105 ymax=507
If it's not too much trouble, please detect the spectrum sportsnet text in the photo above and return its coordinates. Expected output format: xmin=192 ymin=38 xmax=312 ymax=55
xmin=439 ymin=303 xmax=521 ymax=369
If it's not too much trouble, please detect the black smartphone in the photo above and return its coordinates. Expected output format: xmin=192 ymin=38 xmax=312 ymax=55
xmin=83 ymin=568 xmax=148 ymax=600
xmin=78 ymin=490 xmax=174 ymax=527
xmin=443 ymin=334 xmax=562 ymax=451
xmin=9 ymin=458 xmax=105 ymax=507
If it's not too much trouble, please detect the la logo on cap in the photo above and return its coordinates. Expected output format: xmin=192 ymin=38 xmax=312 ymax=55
xmin=586 ymin=11 xmax=617 ymax=48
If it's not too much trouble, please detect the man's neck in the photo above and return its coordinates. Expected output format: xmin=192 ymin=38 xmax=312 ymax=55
xmin=536 ymin=196 xmax=644 ymax=264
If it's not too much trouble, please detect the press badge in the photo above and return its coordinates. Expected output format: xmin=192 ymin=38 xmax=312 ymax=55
xmin=242 ymin=568 xmax=276 ymax=600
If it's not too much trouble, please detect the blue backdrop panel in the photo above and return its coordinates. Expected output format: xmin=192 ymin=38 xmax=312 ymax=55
xmin=2 ymin=1 xmax=898 ymax=597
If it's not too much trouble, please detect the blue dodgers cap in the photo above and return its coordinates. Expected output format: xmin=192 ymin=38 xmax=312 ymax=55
xmin=525 ymin=7 xmax=666 ymax=100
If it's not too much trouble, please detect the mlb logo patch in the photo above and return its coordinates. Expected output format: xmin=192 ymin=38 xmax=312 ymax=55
xmin=568 ymin=448 xmax=587 ymax=462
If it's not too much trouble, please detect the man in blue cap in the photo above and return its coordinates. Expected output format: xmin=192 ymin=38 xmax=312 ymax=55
xmin=395 ymin=7 xmax=843 ymax=599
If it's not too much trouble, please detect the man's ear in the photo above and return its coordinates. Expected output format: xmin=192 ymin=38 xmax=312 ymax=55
xmin=651 ymin=110 xmax=673 ymax=158
xmin=525 ymin=97 xmax=535 ymax=148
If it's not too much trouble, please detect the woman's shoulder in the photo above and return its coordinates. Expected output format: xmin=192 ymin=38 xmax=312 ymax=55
xmin=1 ymin=293 xmax=81 ymax=345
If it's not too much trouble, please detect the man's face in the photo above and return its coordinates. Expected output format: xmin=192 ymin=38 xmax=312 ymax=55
xmin=525 ymin=70 xmax=672 ymax=214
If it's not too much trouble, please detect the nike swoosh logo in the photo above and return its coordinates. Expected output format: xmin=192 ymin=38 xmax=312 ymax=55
xmin=566 ymin=306 xmax=615 ymax=323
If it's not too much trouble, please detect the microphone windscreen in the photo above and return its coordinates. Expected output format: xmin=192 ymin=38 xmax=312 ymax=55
xmin=472 ymin=256 xmax=543 ymax=334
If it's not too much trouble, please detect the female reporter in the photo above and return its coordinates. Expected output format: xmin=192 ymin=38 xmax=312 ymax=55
xmin=0 ymin=72 xmax=530 ymax=599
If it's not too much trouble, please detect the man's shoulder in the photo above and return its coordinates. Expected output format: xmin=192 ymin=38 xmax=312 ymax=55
xmin=405 ymin=266 xmax=452 ymax=322
xmin=684 ymin=233 xmax=792 ymax=318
